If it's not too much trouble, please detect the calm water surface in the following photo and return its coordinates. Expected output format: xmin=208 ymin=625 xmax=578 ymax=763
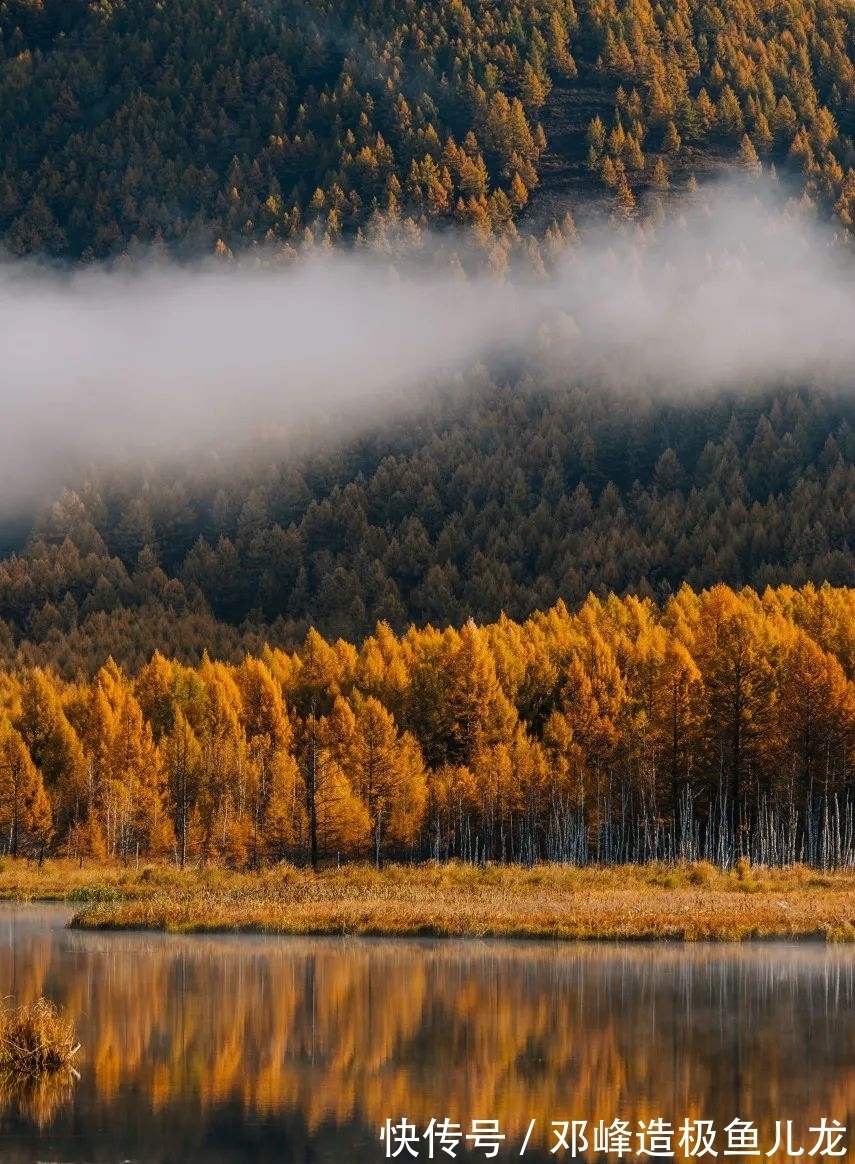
xmin=0 ymin=905 xmax=852 ymax=1163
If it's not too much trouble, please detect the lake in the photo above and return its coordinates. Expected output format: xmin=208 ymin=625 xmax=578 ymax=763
xmin=0 ymin=905 xmax=851 ymax=1162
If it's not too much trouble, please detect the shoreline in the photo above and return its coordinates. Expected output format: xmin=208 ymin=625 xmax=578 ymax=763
xmin=0 ymin=860 xmax=853 ymax=942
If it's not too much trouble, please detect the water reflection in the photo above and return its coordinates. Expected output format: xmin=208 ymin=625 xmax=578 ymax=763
xmin=0 ymin=906 xmax=852 ymax=1162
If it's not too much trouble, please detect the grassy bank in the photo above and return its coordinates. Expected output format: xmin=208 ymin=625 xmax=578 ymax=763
xmin=0 ymin=859 xmax=852 ymax=941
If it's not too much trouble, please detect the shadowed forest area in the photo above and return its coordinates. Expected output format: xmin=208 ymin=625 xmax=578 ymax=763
xmin=1 ymin=383 xmax=855 ymax=671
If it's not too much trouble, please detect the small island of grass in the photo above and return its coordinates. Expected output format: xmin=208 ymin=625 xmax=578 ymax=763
xmin=0 ymin=859 xmax=852 ymax=942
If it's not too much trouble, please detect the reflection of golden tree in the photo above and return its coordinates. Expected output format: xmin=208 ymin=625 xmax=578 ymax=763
xmin=3 ymin=917 xmax=855 ymax=1151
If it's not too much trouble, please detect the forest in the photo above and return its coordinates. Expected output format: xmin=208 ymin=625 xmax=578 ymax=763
xmin=2 ymin=581 xmax=855 ymax=871
xmin=1 ymin=382 xmax=855 ymax=675
xmin=4 ymin=0 xmax=855 ymax=876
xmin=1 ymin=0 xmax=854 ymax=263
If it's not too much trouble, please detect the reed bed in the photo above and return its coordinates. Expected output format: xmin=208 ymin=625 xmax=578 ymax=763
xmin=50 ymin=860 xmax=855 ymax=941
xmin=0 ymin=999 xmax=80 ymax=1078
xmin=0 ymin=857 xmax=851 ymax=941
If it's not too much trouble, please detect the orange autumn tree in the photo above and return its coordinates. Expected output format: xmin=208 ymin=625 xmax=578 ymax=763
xmin=289 ymin=628 xmax=356 ymax=867
xmin=0 ymin=719 xmax=52 ymax=857
xmin=6 ymin=584 xmax=855 ymax=867
xmin=78 ymin=660 xmax=173 ymax=861
xmin=334 ymin=694 xmax=427 ymax=864
xmin=15 ymin=668 xmax=89 ymax=855
xmin=234 ymin=655 xmax=301 ymax=866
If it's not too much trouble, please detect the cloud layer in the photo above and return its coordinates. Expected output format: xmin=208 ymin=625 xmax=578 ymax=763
xmin=1 ymin=180 xmax=852 ymax=510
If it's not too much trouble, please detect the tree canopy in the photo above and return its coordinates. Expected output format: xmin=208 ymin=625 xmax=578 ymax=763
xmin=1 ymin=0 xmax=855 ymax=259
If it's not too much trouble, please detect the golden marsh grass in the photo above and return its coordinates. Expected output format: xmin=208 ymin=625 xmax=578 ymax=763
xmin=0 ymin=858 xmax=838 ymax=941
xmin=0 ymin=998 xmax=79 ymax=1078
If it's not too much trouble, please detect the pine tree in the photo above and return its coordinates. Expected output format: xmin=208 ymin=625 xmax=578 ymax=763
xmin=737 ymin=133 xmax=761 ymax=173
xmin=164 ymin=708 xmax=202 ymax=868
xmin=509 ymin=172 xmax=529 ymax=210
xmin=0 ymin=722 xmax=52 ymax=857
xmin=661 ymin=120 xmax=681 ymax=154
xmin=614 ymin=175 xmax=637 ymax=218
xmin=651 ymin=157 xmax=670 ymax=188
xmin=15 ymin=670 xmax=86 ymax=842
xmin=344 ymin=696 xmax=427 ymax=864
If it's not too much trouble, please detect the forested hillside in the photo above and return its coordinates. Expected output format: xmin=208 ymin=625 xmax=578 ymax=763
xmin=1 ymin=0 xmax=855 ymax=261
xmin=1 ymin=383 xmax=855 ymax=674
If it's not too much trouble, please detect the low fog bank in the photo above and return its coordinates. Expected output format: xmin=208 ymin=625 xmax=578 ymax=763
xmin=546 ymin=187 xmax=852 ymax=389
xmin=1 ymin=179 xmax=853 ymax=512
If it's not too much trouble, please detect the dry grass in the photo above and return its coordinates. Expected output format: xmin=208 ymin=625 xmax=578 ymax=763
xmin=20 ymin=859 xmax=851 ymax=941
xmin=0 ymin=998 xmax=80 ymax=1078
xmin=0 ymin=857 xmax=131 ymax=901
